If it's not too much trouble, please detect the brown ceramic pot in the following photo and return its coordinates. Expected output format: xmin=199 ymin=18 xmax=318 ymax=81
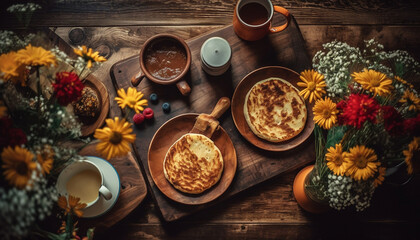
xmin=131 ymin=34 xmax=192 ymax=96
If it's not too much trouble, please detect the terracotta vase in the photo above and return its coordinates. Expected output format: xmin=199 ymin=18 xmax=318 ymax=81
xmin=293 ymin=165 xmax=329 ymax=213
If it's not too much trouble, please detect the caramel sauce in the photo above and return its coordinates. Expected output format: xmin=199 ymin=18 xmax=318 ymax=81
xmin=144 ymin=38 xmax=187 ymax=81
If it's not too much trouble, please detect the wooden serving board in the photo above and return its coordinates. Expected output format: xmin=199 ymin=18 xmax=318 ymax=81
xmin=110 ymin=15 xmax=315 ymax=222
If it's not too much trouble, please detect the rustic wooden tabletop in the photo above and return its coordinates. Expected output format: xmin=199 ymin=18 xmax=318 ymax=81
xmin=2 ymin=0 xmax=420 ymax=239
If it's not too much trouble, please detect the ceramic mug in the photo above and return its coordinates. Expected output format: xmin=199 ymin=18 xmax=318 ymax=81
xmin=233 ymin=0 xmax=291 ymax=41
xmin=56 ymin=159 xmax=112 ymax=208
xmin=131 ymin=34 xmax=192 ymax=96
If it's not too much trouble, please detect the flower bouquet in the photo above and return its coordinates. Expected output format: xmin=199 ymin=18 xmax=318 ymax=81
xmin=0 ymin=27 xmax=108 ymax=238
xmin=294 ymin=39 xmax=420 ymax=212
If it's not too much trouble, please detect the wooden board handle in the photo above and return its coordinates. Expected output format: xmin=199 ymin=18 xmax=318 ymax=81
xmin=210 ymin=97 xmax=230 ymax=119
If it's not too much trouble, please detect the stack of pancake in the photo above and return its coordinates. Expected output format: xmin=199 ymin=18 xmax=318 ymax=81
xmin=163 ymin=133 xmax=224 ymax=194
xmin=244 ymin=77 xmax=307 ymax=142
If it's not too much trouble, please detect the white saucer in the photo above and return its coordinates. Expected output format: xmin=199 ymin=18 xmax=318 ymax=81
xmin=57 ymin=156 xmax=121 ymax=218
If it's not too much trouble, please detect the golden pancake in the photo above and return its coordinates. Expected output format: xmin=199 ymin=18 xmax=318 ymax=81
xmin=244 ymin=77 xmax=307 ymax=142
xmin=163 ymin=133 xmax=224 ymax=194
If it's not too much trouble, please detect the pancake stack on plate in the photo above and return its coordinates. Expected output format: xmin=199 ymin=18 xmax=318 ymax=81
xmin=163 ymin=133 xmax=224 ymax=194
xmin=244 ymin=77 xmax=307 ymax=142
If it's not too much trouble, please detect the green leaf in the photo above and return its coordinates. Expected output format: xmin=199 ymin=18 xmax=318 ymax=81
xmin=325 ymin=126 xmax=346 ymax=149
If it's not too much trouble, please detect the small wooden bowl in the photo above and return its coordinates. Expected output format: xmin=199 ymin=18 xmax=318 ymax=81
xmin=79 ymin=75 xmax=110 ymax=137
xmin=231 ymin=66 xmax=314 ymax=151
xmin=148 ymin=114 xmax=237 ymax=205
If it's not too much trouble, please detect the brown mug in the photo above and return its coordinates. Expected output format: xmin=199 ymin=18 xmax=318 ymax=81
xmin=233 ymin=0 xmax=291 ymax=41
xmin=131 ymin=34 xmax=192 ymax=96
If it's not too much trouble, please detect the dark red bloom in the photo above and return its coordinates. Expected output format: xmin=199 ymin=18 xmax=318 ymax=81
xmin=382 ymin=106 xmax=404 ymax=136
xmin=53 ymin=72 xmax=84 ymax=106
xmin=338 ymin=94 xmax=380 ymax=129
xmin=404 ymin=114 xmax=420 ymax=135
xmin=0 ymin=117 xmax=27 ymax=149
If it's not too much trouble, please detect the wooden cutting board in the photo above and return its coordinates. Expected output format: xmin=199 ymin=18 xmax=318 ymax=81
xmin=110 ymin=15 xmax=315 ymax=222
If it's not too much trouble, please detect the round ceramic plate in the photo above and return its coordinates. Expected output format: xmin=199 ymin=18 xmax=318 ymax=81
xmin=56 ymin=156 xmax=121 ymax=218
xmin=148 ymin=114 xmax=237 ymax=205
xmin=79 ymin=75 xmax=110 ymax=137
xmin=231 ymin=66 xmax=314 ymax=151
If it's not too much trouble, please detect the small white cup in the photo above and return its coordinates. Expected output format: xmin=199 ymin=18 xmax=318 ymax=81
xmin=57 ymin=159 xmax=112 ymax=208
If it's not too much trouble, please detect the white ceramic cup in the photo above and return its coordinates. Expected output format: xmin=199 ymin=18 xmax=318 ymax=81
xmin=57 ymin=159 xmax=112 ymax=208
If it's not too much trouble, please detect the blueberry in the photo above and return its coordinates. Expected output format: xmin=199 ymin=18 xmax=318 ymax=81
xmin=162 ymin=102 xmax=171 ymax=113
xmin=149 ymin=93 xmax=158 ymax=103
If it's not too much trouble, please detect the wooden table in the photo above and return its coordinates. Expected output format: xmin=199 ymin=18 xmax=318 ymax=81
xmin=2 ymin=1 xmax=420 ymax=239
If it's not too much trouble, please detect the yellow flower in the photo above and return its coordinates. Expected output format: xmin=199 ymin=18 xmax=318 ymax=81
xmin=394 ymin=76 xmax=414 ymax=89
xmin=58 ymin=195 xmax=87 ymax=217
xmin=352 ymin=69 xmax=393 ymax=96
xmin=115 ymin=87 xmax=148 ymax=113
xmin=373 ymin=167 xmax=386 ymax=187
xmin=15 ymin=44 xmax=56 ymax=67
xmin=0 ymin=52 xmax=19 ymax=80
xmin=1 ymin=146 xmax=36 ymax=189
xmin=313 ymin=97 xmax=338 ymax=130
xmin=37 ymin=145 xmax=54 ymax=175
xmin=345 ymin=145 xmax=380 ymax=181
xmin=399 ymin=90 xmax=420 ymax=112
xmin=325 ymin=143 xmax=348 ymax=176
xmin=403 ymin=137 xmax=420 ymax=175
xmin=94 ymin=117 xmax=136 ymax=160
xmin=297 ymin=70 xmax=326 ymax=103
xmin=74 ymin=45 xmax=107 ymax=68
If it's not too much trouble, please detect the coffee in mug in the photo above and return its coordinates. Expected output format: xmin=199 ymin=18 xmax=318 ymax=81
xmin=233 ymin=0 xmax=291 ymax=41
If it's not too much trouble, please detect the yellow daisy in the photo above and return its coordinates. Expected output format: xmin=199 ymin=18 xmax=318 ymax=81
xmin=394 ymin=76 xmax=414 ymax=89
xmin=74 ymin=45 xmax=107 ymax=68
xmin=403 ymin=137 xmax=420 ymax=175
xmin=313 ymin=97 xmax=338 ymax=130
xmin=399 ymin=90 xmax=420 ymax=112
xmin=57 ymin=195 xmax=87 ymax=217
xmin=94 ymin=117 xmax=136 ymax=160
xmin=373 ymin=166 xmax=386 ymax=187
xmin=115 ymin=87 xmax=148 ymax=113
xmin=1 ymin=146 xmax=36 ymax=189
xmin=0 ymin=52 xmax=19 ymax=80
xmin=37 ymin=145 xmax=54 ymax=175
xmin=351 ymin=69 xmax=393 ymax=96
xmin=345 ymin=145 xmax=380 ymax=181
xmin=325 ymin=143 xmax=348 ymax=176
xmin=297 ymin=69 xmax=326 ymax=103
xmin=15 ymin=44 xmax=56 ymax=67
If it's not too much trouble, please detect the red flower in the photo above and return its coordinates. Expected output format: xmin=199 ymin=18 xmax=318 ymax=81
xmin=0 ymin=117 xmax=27 ymax=149
xmin=404 ymin=114 xmax=420 ymax=135
xmin=53 ymin=72 xmax=84 ymax=106
xmin=338 ymin=94 xmax=380 ymax=129
xmin=382 ymin=106 xmax=403 ymax=136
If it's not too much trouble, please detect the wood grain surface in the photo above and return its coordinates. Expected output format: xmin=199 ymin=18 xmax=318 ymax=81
xmin=4 ymin=0 xmax=420 ymax=238
xmin=110 ymin=15 xmax=316 ymax=222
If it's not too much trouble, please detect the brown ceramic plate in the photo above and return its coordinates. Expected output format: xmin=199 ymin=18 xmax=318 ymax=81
xmin=231 ymin=66 xmax=314 ymax=151
xmin=148 ymin=114 xmax=237 ymax=205
xmin=79 ymin=75 xmax=110 ymax=137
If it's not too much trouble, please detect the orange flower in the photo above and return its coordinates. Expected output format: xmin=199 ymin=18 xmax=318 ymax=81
xmin=58 ymin=195 xmax=87 ymax=217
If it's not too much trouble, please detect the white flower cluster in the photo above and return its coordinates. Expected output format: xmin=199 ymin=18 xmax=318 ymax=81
xmin=7 ymin=3 xmax=42 ymax=13
xmin=0 ymin=177 xmax=57 ymax=239
xmin=313 ymin=39 xmax=419 ymax=98
xmin=326 ymin=174 xmax=375 ymax=211
xmin=313 ymin=40 xmax=363 ymax=98
xmin=0 ymin=30 xmax=34 ymax=54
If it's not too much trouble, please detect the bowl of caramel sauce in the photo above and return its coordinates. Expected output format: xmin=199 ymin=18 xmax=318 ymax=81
xmin=131 ymin=34 xmax=192 ymax=96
